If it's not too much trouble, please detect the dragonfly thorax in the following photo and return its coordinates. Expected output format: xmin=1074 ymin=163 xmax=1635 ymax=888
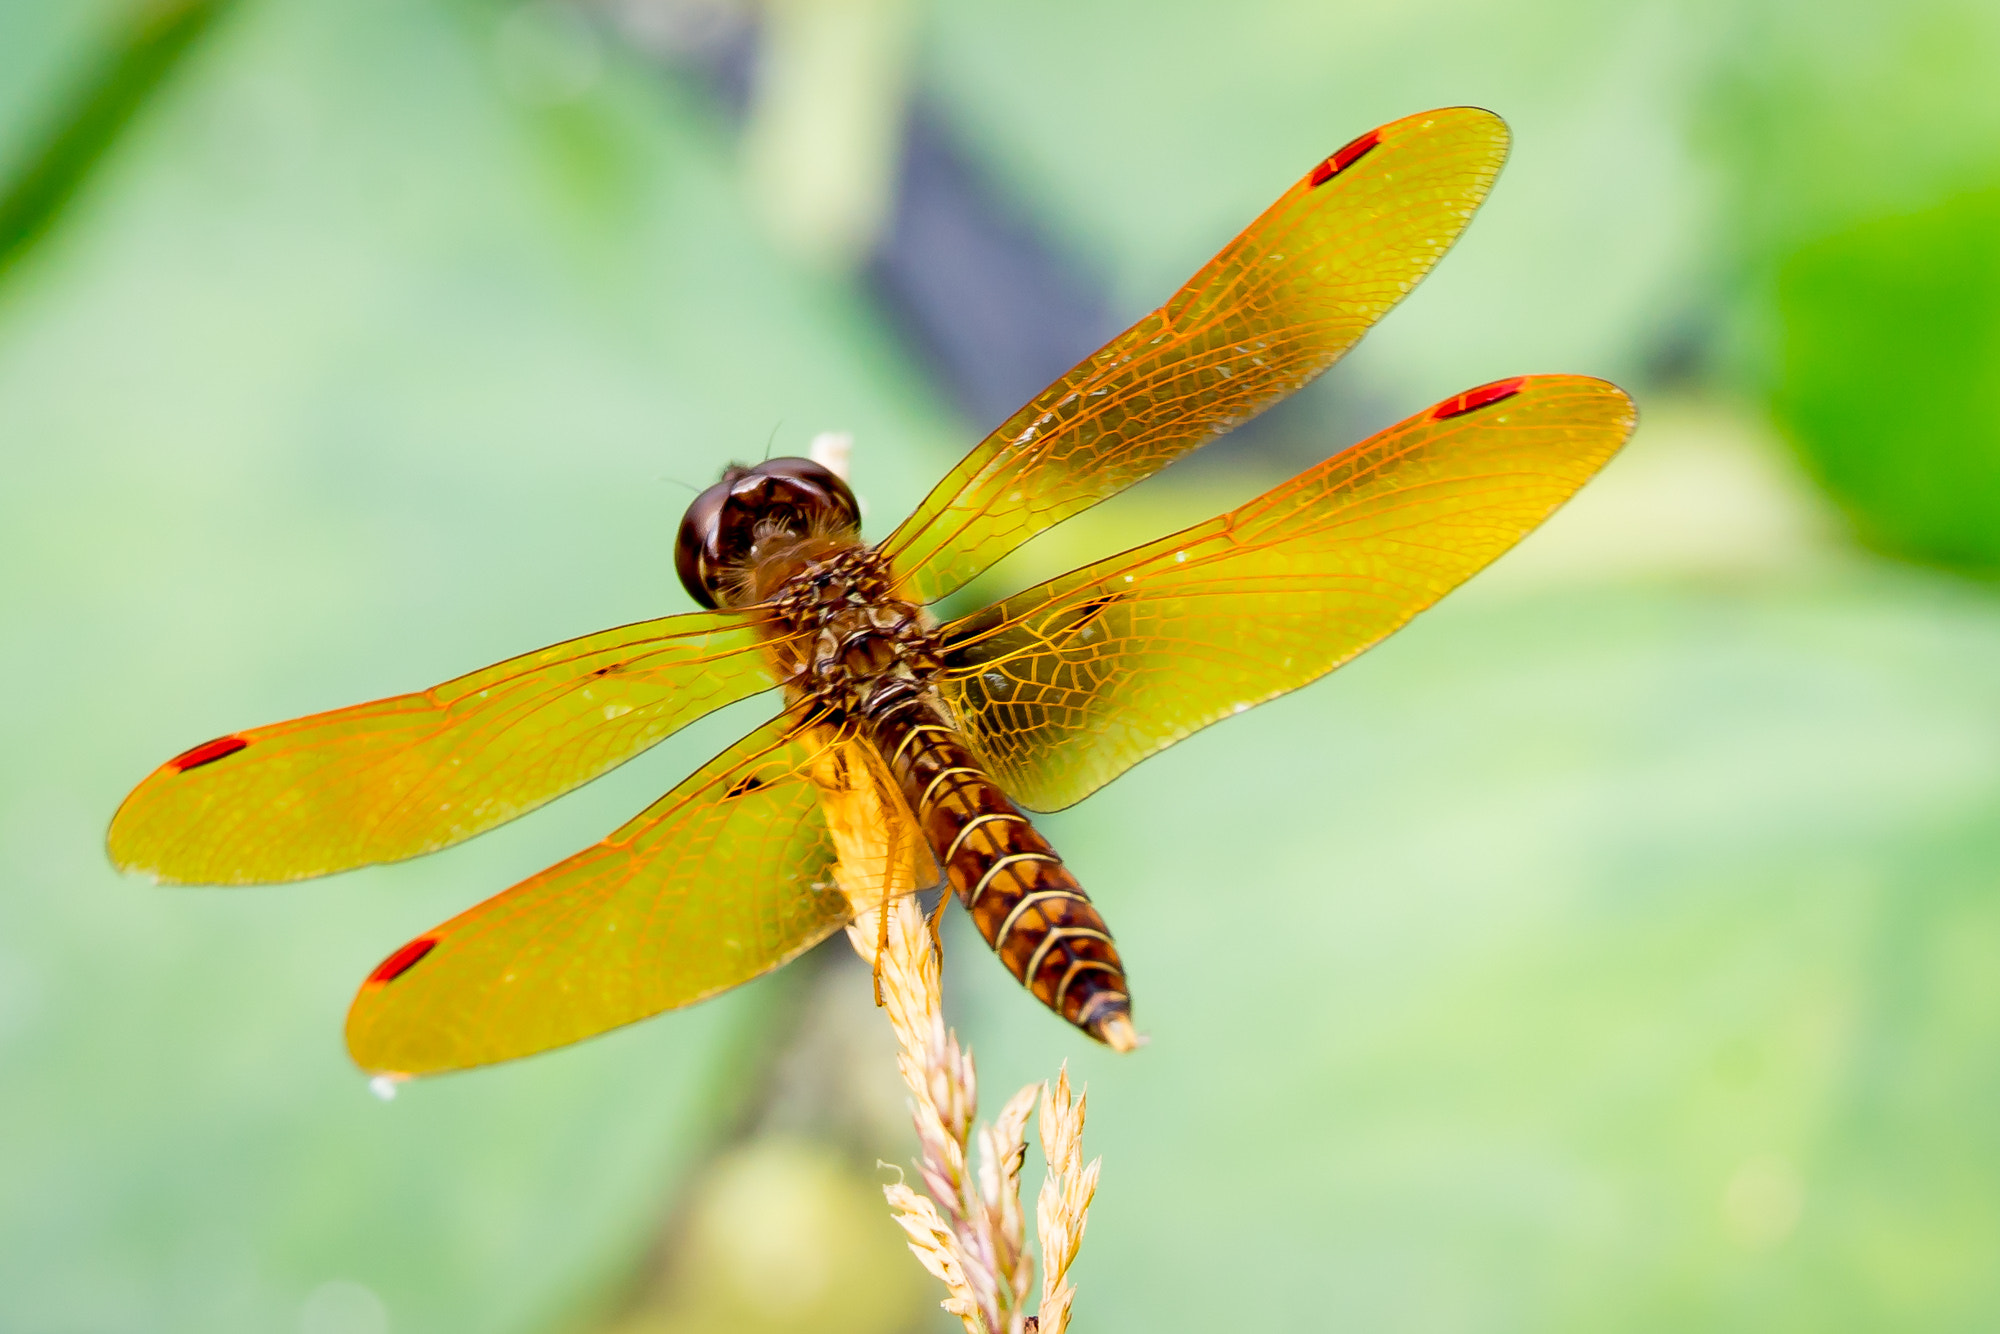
xmin=763 ymin=543 xmax=941 ymax=715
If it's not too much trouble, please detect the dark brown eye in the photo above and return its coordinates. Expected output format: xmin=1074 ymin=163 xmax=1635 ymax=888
xmin=675 ymin=458 xmax=861 ymax=608
xmin=675 ymin=473 xmax=736 ymax=609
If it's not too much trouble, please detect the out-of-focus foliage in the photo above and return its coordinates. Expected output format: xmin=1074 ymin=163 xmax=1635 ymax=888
xmin=928 ymin=0 xmax=2000 ymax=572
xmin=1697 ymin=0 xmax=2000 ymax=269
xmin=1697 ymin=0 xmax=2000 ymax=574
xmin=5 ymin=0 xmax=2000 ymax=1331
xmin=603 ymin=1138 xmax=930 ymax=1334
xmin=0 ymin=0 xmax=232 ymax=276
xmin=0 ymin=0 xmax=946 ymax=1329
xmin=962 ymin=568 xmax=2000 ymax=1331
xmin=925 ymin=0 xmax=1710 ymax=421
xmin=1773 ymin=192 xmax=2000 ymax=571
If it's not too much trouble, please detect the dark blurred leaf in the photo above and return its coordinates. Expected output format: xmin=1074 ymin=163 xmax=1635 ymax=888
xmin=0 ymin=0 xmax=232 ymax=280
xmin=1772 ymin=188 xmax=2000 ymax=572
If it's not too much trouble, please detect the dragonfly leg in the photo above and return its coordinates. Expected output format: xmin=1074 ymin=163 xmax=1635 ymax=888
xmin=869 ymin=777 xmax=910 ymax=1007
xmin=926 ymin=881 xmax=949 ymax=958
xmin=872 ymin=891 xmax=890 ymax=1006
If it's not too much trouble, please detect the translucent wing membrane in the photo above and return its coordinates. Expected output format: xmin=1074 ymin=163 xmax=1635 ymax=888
xmin=108 ymin=610 xmax=781 ymax=884
xmin=104 ymin=102 xmax=1638 ymax=1078
xmin=347 ymin=716 xmax=849 ymax=1075
xmin=879 ymin=107 xmax=1511 ymax=605
xmin=347 ymin=715 xmax=939 ymax=1074
xmin=938 ymin=375 xmax=1637 ymax=812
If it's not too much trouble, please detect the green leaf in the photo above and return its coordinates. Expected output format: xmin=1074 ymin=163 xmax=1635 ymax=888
xmin=1772 ymin=188 xmax=2000 ymax=572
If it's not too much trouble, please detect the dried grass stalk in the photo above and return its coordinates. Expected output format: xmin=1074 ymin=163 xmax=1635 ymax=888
xmin=1034 ymin=1065 xmax=1099 ymax=1334
xmin=817 ymin=436 xmax=1099 ymax=1333
xmin=847 ymin=896 xmax=1100 ymax=1334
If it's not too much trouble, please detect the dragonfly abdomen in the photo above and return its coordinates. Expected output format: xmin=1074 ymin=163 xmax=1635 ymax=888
xmin=862 ymin=681 xmax=1137 ymax=1050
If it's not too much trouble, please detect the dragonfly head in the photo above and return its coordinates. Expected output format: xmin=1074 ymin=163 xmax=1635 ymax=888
xmin=676 ymin=456 xmax=862 ymax=609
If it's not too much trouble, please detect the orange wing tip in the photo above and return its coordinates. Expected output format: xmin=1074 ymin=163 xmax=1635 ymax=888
xmin=1432 ymin=376 xmax=1528 ymax=421
xmin=1095 ymin=1013 xmax=1146 ymax=1053
xmin=168 ymin=734 xmax=248 ymax=772
xmin=366 ymin=936 xmax=438 ymax=985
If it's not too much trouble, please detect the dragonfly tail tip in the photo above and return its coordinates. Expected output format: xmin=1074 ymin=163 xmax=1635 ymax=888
xmin=1096 ymin=1013 xmax=1144 ymax=1053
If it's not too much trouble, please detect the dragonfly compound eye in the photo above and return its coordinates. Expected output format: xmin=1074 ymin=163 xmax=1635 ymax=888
xmin=675 ymin=457 xmax=862 ymax=608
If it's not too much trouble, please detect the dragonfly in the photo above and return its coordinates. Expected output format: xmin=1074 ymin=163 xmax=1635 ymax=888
xmin=109 ymin=107 xmax=1636 ymax=1078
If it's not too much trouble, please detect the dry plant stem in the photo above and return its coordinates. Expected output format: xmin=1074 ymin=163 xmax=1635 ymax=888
xmin=847 ymin=896 xmax=1098 ymax=1334
xmin=824 ymin=431 xmax=1095 ymax=1334
xmin=1036 ymin=1066 xmax=1098 ymax=1334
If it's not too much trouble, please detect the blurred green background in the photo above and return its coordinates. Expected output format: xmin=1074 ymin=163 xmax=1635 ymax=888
xmin=5 ymin=0 xmax=2000 ymax=1330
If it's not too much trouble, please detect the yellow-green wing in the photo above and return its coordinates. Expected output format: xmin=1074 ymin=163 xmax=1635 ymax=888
xmin=346 ymin=715 xmax=855 ymax=1076
xmin=937 ymin=375 xmax=1636 ymax=812
xmin=879 ymin=107 xmax=1511 ymax=606
xmin=109 ymin=610 xmax=784 ymax=884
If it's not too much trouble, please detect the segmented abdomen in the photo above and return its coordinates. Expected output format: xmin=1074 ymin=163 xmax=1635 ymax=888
xmin=862 ymin=681 xmax=1134 ymax=1047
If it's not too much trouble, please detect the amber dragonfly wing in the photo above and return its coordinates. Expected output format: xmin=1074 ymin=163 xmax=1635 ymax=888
xmin=344 ymin=714 xmax=879 ymax=1076
xmin=878 ymin=106 xmax=1512 ymax=606
xmin=108 ymin=610 xmax=785 ymax=885
xmin=935 ymin=375 xmax=1638 ymax=813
